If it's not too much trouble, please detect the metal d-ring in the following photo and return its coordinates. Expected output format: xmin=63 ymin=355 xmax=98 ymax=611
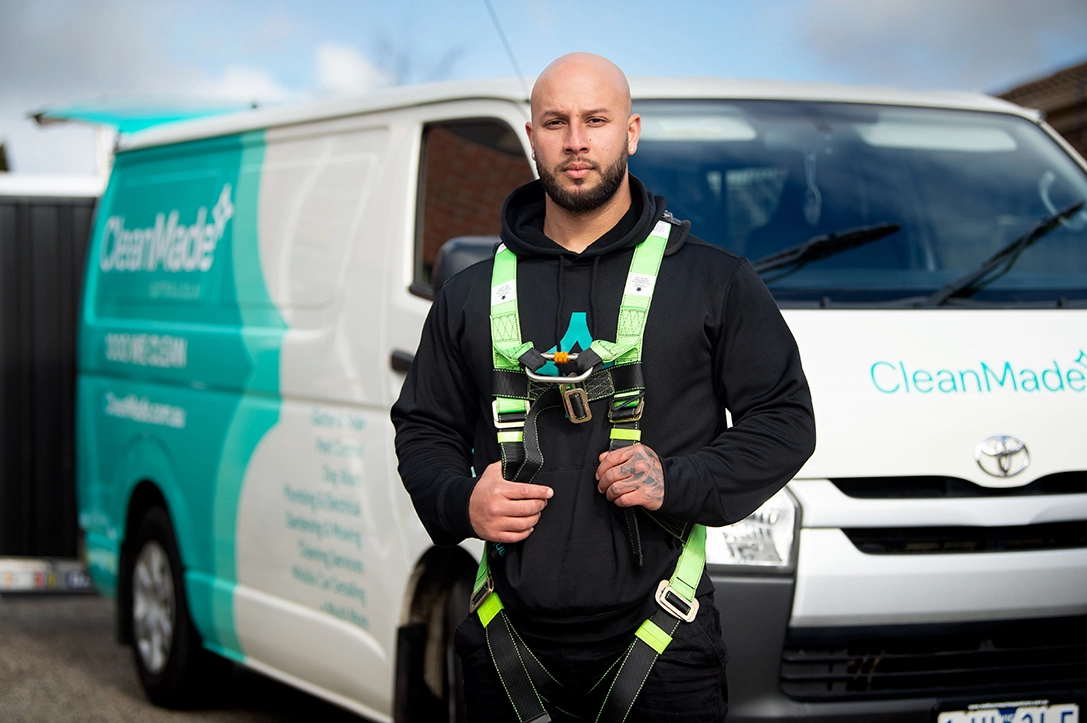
xmin=524 ymin=367 xmax=594 ymax=384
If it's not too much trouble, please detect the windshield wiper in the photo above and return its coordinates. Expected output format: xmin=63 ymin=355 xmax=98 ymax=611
xmin=751 ymin=222 xmax=901 ymax=276
xmin=925 ymin=199 xmax=1085 ymax=306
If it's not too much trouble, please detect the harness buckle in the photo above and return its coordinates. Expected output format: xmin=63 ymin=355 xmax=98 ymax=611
xmin=469 ymin=577 xmax=495 ymax=614
xmin=655 ymin=579 xmax=698 ymax=622
xmin=561 ymin=385 xmax=592 ymax=424
xmin=609 ymin=396 xmax=645 ymax=423
xmin=492 ymin=400 xmax=526 ymax=430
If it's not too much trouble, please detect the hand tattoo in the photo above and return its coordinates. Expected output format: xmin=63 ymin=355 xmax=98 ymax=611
xmin=612 ymin=446 xmax=664 ymax=507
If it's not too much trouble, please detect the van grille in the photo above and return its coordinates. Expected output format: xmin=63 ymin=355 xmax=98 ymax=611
xmin=831 ymin=472 xmax=1087 ymax=499
xmin=842 ymin=520 xmax=1087 ymax=554
xmin=781 ymin=616 xmax=1087 ymax=700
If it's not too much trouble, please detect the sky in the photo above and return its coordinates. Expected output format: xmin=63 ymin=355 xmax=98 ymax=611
xmin=2 ymin=0 xmax=1085 ymax=175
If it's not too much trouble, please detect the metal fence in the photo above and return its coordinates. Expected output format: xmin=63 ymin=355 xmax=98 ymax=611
xmin=0 ymin=193 xmax=94 ymax=557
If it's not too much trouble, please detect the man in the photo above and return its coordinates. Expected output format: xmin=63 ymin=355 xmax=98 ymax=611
xmin=392 ymin=53 xmax=815 ymax=722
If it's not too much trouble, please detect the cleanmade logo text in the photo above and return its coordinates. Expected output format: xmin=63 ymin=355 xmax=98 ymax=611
xmin=99 ymin=185 xmax=235 ymax=273
xmin=871 ymin=351 xmax=1087 ymax=394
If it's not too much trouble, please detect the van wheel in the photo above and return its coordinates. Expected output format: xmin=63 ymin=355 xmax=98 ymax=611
xmin=128 ymin=506 xmax=226 ymax=707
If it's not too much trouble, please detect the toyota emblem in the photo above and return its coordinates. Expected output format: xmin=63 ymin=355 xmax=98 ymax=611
xmin=974 ymin=435 xmax=1030 ymax=478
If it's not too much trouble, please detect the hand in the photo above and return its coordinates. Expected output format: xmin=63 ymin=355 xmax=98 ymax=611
xmin=596 ymin=445 xmax=664 ymax=510
xmin=469 ymin=461 xmax=554 ymax=543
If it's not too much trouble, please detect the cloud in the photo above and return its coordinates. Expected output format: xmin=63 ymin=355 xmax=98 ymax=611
xmin=195 ymin=66 xmax=297 ymax=104
xmin=0 ymin=0 xmax=182 ymax=173
xmin=315 ymin=42 xmax=392 ymax=96
xmin=789 ymin=0 xmax=1087 ymax=90
xmin=0 ymin=2 xmax=386 ymax=173
xmin=0 ymin=0 xmax=165 ymax=99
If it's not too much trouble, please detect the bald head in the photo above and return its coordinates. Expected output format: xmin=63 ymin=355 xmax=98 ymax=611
xmin=530 ymin=52 xmax=632 ymax=120
xmin=525 ymin=52 xmax=640 ymax=239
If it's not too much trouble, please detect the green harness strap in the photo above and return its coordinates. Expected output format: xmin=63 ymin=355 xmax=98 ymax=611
xmin=489 ymin=220 xmax=670 ymax=484
xmin=475 ymin=218 xmax=707 ymax=723
xmin=490 ymin=219 xmax=670 ymax=368
xmin=469 ymin=527 xmax=707 ymax=723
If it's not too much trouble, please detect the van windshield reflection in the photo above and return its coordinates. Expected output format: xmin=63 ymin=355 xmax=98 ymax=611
xmin=629 ymin=100 xmax=1087 ymax=306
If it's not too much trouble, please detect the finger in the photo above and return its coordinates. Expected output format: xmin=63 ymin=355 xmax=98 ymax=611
xmin=501 ymin=498 xmax=548 ymax=517
xmin=595 ymin=447 xmax=634 ymax=480
xmin=602 ymin=478 xmax=638 ymax=502
xmin=503 ymin=482 xmax=554 ymax=500
xmin=489 ymin=527 xmax=534 ymax=543
xmin=597 ymin=463 xmax=632 ymax=494
xmin=610 ymin=488 xmax=643 ymax=508
xmin=499 ymin=513 xmax=541 ymax=532
xmin=601 ymin=479 xmax=616 ymax=500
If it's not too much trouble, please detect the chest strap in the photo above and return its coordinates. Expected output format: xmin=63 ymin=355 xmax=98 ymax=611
xmin=469 ymin=525 xmax=707 ymax=723
xmin=489 ymin=219 xmax=669 ymax=481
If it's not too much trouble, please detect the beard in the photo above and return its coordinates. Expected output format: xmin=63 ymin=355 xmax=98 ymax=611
xmin=537 ymin=151 xmax=628 ymax=214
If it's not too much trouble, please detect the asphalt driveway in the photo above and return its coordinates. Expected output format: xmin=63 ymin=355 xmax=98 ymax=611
xmin=0 ymin=593 xmax=366 ymax=723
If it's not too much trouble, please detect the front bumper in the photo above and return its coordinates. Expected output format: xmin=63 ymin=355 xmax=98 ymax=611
xmin=711 ymin=571 xmax=1087 ymax=722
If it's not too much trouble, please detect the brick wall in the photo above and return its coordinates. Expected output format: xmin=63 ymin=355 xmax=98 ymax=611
xmin=420 ymin=125 xmax=533 ymax=270
xmin=998 ymin=59 xmax=1087 ymax=159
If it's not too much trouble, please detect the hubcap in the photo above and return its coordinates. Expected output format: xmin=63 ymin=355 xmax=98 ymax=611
xmin=133 ymin=540 xmax=175 ymax=675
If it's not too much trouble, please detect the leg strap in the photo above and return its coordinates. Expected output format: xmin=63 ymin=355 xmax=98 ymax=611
xmin=483 ymin=604 xmax=555 ymax=723
xmin=470 ymin=525 xmax=707 ymax=723
xmin=594 ymin=609 xmax=681 ymax=723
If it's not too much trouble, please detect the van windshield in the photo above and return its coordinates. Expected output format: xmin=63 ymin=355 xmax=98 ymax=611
xmin=629 ymin=100 xmax=1087 ymax=306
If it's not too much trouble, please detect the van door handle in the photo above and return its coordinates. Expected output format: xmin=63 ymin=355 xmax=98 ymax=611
xmin=390 ymin=349 xmax=414 ymax=373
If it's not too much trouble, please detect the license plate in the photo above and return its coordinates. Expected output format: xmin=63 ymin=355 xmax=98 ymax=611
xmin=938 ymin=700 xmax=1079 ymax=723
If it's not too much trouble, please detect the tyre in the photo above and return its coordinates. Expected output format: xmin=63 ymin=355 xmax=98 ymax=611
xmin=128 ymin=506 xmax=227 ymax=707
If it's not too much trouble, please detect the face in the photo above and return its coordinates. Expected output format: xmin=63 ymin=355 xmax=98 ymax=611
xmin=536 ymin=146 xmax=627 ymax=214
xmin=527 ymin=57 xmax=640 ymax=214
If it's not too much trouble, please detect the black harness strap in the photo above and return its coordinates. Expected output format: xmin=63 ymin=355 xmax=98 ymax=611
xmin=594 ymin=610 xmax=682 ymax=723
xmin=485 ymin=610 xmax=553 ymax=723
xmin=510 ymin=388 xmax=559 ymax=483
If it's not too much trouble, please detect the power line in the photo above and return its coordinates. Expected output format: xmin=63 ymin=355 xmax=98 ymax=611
xmin=482 ymin=0 xmax=531 ymax=99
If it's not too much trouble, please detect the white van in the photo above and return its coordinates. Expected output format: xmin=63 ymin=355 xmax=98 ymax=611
xmin=77 ymin=78 xmax=1087 ymax=721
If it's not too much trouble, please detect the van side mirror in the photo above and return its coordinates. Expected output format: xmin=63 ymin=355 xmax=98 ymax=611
xmin=431 ymin=236 xmax=501 ymax=296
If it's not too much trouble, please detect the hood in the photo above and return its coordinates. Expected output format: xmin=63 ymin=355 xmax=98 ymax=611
xmin=499 ymin=174 xmax=690 ymax=258
xmin=787 ymin=308 xmax=1087 ymax=486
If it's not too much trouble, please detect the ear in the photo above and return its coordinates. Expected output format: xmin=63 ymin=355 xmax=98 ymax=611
xmin=525 ymin=121 xmax=535 ymax=159
xmin=626 ymin=113 xmax=641 ymax=156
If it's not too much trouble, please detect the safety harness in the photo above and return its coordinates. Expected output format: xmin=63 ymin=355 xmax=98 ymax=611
xmin=470 ymin=217 xmax=708 ymax=722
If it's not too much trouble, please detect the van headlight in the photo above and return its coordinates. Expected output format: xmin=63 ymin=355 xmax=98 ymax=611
xmin=705 ymin=487 xmax=799 ymax=571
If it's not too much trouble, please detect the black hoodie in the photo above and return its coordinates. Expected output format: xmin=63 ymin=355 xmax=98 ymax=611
xmin=392 ymin=175 xmax=815 ymax=646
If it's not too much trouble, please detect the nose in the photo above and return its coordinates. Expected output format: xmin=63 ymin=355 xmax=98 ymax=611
xmin=564 ymin=123 xmax=589 ymax=155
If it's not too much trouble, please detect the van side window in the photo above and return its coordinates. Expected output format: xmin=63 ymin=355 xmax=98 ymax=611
xmin=414 ymin=120 xmax=533 ymax=293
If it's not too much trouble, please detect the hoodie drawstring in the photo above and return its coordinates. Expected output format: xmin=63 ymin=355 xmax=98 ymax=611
xmin=554 ymin=255 xmax=601 ymax=350
xmin=588 ymin=255 xmax=600 ymax=339
xmin=555 ymin=256 xmax=566 ymax=351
